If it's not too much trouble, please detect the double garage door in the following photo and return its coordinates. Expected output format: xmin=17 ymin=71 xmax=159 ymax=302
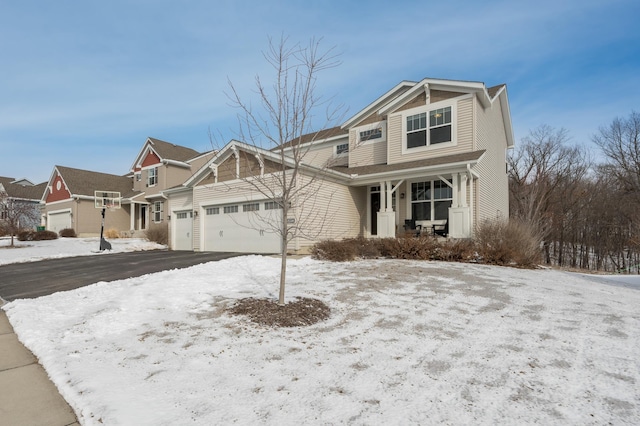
xmin=202 ymin=202 xmax=281 ymax=254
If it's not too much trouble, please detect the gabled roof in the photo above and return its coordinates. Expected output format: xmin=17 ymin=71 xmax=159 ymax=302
xmin=0 ymin=176 xmax=46 ymax=201
xmin=147 ymin=137 xmax=200 ymax=162
xmin=183 ymin=139 xmax=351 ymax=188
xmin=49 ymin=166 xmax=140 ymax=199
xmin=277 ymin=126 xmax=349 ymax=150
xmin=130 ymin=137 xmax=202 ymax=171
xmin=341 ymin=81 xmax=416 ymax=129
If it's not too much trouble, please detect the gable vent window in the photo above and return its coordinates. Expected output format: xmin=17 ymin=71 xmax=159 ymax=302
xmin=360 ymin=128 xmax=382 ymax=142
xmin=407 ymin=106 xmax=452 ymax=148
xmin=336 ymin=143 xmax=349 ymax=155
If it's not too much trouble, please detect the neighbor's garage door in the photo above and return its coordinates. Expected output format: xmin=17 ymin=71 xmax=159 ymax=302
xmin=173 ymin=211 xmax=193 ymax=250
xmin=202 ymin=202 xmax=281 ymax=254
xmin=48 ymin=211 xmax=71 ymax=233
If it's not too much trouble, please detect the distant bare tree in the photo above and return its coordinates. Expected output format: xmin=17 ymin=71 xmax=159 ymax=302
xmin=592 ymin=111 xmax=640 ymax=201
xmin=0 ymin=190 xmax=40 ymax=247
xmin=225 ymin=36 xmax=344 ymax=305
xmin=508 ymin=125 xmax=590 ymax=263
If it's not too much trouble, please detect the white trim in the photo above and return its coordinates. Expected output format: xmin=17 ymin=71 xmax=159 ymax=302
xmin=44 ymin=198 xmax=73 ymax=206
xmin=342 ymin=81 xmax=415 ymax=129
xmin=48 ymin=207 xmax=72 ymax=215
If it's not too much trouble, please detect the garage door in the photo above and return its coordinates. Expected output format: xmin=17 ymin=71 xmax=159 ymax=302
xmin=202 ymin=202 xmax=281 ymax=254
xmin=48 ymin=211 xmax=71 ymax=233
xmin=173 ymin=211 xmax=193 ymax=250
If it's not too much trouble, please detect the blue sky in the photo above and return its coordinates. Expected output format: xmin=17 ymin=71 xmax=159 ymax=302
xmin=1 ymin=0 xmax=638 ymax=184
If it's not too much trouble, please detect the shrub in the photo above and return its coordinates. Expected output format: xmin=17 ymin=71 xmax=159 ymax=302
xmin=18 ymin=230 xmax=58 ymax=241
xmin=59 ymin=228 xmax=77 ymax=238
xmin=311 ymin=239 xmax=358 ymax=262
xmin=145 ymin=223 xmax=168 ymax=245
xmin=104 ymin=228 xmax=120 ymax=239
xmin=474 ymin=218 xmax=542 ymax=267
xmin=379 ymin=235 xmax=440 ymax=260
xmin=437 ymin=239 xmax=478 ymax=262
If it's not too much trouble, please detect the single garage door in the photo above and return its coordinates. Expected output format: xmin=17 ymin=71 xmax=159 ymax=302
xmin=48 ymin=211 xmax=71 ymax=233
xmin=202 ymin=201 xmax=281 ymax=254
xmin=173 ymin=211 xmax=193 ymax=250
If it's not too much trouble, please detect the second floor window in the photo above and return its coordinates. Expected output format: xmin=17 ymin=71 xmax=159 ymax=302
xmin=407 ymin=106 xmax=452 ymax=148
xmin=336 ymin=143 xmax=349 ymax=155
xmin=360 ymin=127 xmax=382 ymax=142
xmin=148 ymin=167 xmax=158 ymax=186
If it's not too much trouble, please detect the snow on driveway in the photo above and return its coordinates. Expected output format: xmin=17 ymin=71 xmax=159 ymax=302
xmin=3 ymin=255 xmax=639 ymax=425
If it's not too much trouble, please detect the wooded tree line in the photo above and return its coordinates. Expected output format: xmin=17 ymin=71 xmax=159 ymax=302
xmin=508 ymin=111 xmax=640 ymax=273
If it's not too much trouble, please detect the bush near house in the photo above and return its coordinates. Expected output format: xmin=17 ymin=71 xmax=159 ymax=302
xmin=17 ymin=230 xmax=58 ymax=241
xmin=59 ymin=228 xmax=77 ymax=238
xmin=104 ymin=228 xmax=120 ymax=239
xmin=311 ymin=219 xmax=541 ymax=268
xmin=145 ymin=223 xmax=168 ymax=245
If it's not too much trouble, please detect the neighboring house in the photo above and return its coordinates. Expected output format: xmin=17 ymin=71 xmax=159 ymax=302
xmin=40 ymin=137 xmax=214 ymax=236
xmin=163 ymin=77 xmax=514 ymax=254
xmin=41 ymin=166 xmax=137 ymax=235
xmin=0 ymin=176 xmax=46 ymax=230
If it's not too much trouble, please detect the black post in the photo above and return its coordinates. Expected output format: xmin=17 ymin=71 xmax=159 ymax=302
xmin=99 ymin=207 xmax=111 ymax=251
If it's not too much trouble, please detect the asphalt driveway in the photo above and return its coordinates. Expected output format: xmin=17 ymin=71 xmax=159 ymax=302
xmin=0 ymin=250 xmax=241 ymax=302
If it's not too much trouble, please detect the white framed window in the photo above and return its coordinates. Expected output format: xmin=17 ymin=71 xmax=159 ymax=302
xmin=148 ymin=167 xmax=158 ymax=186
xmin=135 ymin=173 xmax=141 ymax=182
xmin=410 ymin=179 xmax=452 ymax=221
xmin=243 ymin=203 xmax=259 ymax=212
xmin=206 ymin=207 xmax=219 ymax=215
xmin=360 ymin=127 xmax=382 ymax=142
xmin=405 ymin=104 xmax=453 ymax=149
xmin=153 ymin=201 xmax=163 ymax=222
xmin=223 ymin=205 xmax=238 ymax=214
xmin=176 ymin=212 xmax=188 ymax=219
xmin=336 ymin=143 xmax=349 ymax=155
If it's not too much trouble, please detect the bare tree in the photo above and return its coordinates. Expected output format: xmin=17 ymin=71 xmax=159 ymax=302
xmin=508 ymin=125 xmax=590 ymax=263
xmin=592 ymin=111 xmax=640 ymax=201
xmin=224 ymin=36 xmax=344 ymax=305
xmin=0 ymin=190 xmax=40 ymax=247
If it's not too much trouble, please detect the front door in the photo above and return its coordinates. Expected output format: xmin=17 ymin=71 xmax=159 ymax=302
xmin=140 ymin=205 xmax=147 ymax=230
xmin=370 ymin=192 xmax=380 ymax=236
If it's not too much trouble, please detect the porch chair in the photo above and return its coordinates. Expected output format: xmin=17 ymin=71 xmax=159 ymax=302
xmin=404 ymin=219 xmax=422 ymax=237
xmin=432 ymin=220 xmax=449 ymax=238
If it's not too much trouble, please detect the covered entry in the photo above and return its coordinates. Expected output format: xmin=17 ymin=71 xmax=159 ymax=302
xmin=202 ymin=201 xmax=281 ymax=254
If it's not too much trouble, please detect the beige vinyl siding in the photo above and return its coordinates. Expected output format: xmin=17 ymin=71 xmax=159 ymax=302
xmin=349 ymin=130 xmax=388 ymax=167
xmin=75 ymin=200 xmax=130 ymax=236
xmin=474 ymin=95 xmax=509 ymax=224
xmin=387 ymin=97 xmax=473 ymax=165
xmin=299 ymin=142 xmax=347 ymax=168
xmin=290 ymin=175 xmax=365 ymax=252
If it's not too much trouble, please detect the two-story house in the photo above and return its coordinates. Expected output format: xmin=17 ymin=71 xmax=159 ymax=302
xmin=0 ymin=176 xmax=47 ymax=230
xmin=164 ymin=78 xmax=513 ymax=253
xmin=40 ymin=137 xmax=213 ymax=236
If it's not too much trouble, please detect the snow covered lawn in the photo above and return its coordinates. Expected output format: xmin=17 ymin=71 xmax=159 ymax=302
xmin=3 ymin=254 xmax=639 ymax=425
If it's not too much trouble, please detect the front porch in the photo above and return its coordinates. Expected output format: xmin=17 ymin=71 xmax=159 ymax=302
xmin=364 ymin=170 xmax=476 ymax=239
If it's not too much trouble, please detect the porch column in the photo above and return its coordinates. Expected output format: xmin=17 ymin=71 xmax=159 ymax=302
xmin=130 ymin=202 xmax=135 ymax=231
xmin=451 ymin=174 xmax=459 ymax=208
xmin=376 ymin=180 xmax=396 ymax=238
